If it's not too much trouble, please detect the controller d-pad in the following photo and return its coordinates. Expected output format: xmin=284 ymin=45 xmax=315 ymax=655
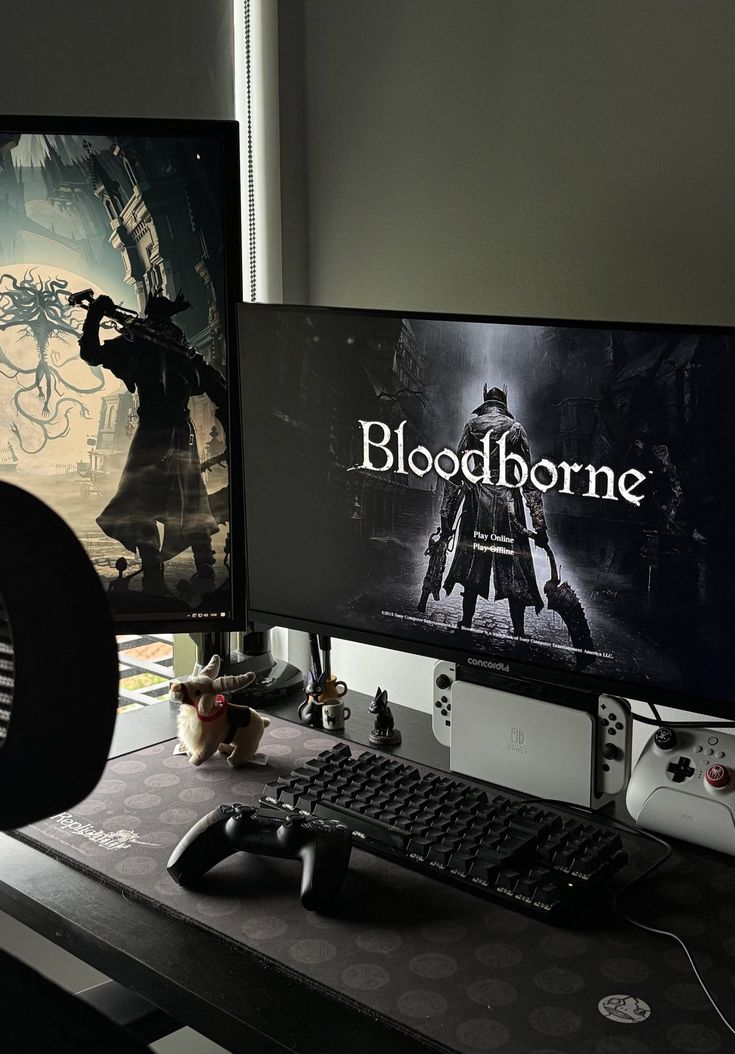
xmin=667 ymin=756 xmax=695 ymax=783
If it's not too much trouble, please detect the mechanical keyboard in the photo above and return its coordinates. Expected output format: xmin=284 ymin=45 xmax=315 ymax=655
xmin=261 ymin=742 xmax=628 ymax=922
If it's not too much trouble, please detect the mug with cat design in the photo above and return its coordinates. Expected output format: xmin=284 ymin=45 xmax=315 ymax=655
xmin=321 ymin=700 xmax=351 ymax=731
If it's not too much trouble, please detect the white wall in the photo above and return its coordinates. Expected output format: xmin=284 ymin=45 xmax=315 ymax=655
xmin=1 ymin=0 xmax=234 ymax=118
xmin=278 ymin=0 xmax=735 ymax=735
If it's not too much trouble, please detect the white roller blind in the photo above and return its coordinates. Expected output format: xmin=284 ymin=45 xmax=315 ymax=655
xmin=235 ymin=0 xmax=283 ymax=304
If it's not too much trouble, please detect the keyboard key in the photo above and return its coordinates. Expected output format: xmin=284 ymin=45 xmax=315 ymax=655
xmin=495 ymin=868 xmax=522 ymax=894
xmin=470 ymin=859 xmax=500 ymax=884
xmin=427 ymin=844 xmax=454 ymax=867
xmin=448 ymin=850 xmax=476 ymax=875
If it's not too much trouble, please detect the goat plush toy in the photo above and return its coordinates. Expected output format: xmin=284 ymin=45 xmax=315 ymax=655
xmin=170 ymin=655 xmax=270 ymax=768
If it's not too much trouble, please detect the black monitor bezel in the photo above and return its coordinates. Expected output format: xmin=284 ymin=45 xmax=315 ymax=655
xmin=239 ymin=300 xmax=735 ymax=719
xmin=2 ymin=114 xmax=246 ymax=633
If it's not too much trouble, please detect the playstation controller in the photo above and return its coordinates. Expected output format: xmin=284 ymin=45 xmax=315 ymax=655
xmin=167 ymin=803 xmax=352 ymax=910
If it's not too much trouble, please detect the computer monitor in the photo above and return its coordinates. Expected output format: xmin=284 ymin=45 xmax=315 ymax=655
xmin=239 ymin=303 xmax=734 ymax=718
xmin=0 ymin=116 xmax=244 ymax=633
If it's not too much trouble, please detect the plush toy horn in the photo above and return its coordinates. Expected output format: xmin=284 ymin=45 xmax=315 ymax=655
xmin=199 ymin=654 xmax=221 ymax=680
xmin=212 ymin=671 xmax=257 ymax=694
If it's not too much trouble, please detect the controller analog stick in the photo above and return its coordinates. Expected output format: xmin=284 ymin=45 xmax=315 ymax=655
xmin=653 ymin=727 xmax=677 ymax=751
xmin=436 ymin=674 xmax=452 ymax=690
xmin=705 ymin=764 xmax=730 ymax=789
xmin=602 ymin=743 xmax=620 ymax=761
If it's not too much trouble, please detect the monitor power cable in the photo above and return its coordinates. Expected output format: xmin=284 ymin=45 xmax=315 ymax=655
xmin=605 ymin=696 xmax=735 ymax=729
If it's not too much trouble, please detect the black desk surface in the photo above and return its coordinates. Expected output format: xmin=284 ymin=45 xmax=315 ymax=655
xmin=2 ymin=690 xmax=734 ymax=1054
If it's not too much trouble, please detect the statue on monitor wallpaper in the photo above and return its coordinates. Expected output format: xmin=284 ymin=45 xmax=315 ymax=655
xmin=0 ymin=129 xmax=233 ymax=619
xmin=423 ymin=384 xmax=547 ymax=638
xmin=417 ymin=382 xmax=595 ymax=667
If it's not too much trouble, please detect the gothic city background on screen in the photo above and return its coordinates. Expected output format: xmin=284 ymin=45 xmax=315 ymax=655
xmin=243 ymin=307 xmax=732 ymax=704
xmin=0 ymin=130 xmax=232 ymax=621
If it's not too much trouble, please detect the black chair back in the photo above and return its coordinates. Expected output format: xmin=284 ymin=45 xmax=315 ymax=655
xmin=0 ymin=481 xmax=118 ymax=828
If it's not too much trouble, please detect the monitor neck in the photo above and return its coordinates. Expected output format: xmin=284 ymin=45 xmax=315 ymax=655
xmin=189 ymin=628 xmax=304 ymax=703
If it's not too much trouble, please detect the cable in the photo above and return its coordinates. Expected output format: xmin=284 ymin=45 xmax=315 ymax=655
xmin=591 ymin=693 xmax=735 ymax=730
xmin=630 ymin=713 xmax=735 ymax=729
xmin=646 ymin=698 xmax=663 ymax=725
xmin=515 ymin=794 xmax=735 ymax=1036
xmin=611 ymin=830 xmax=735 ymax=1037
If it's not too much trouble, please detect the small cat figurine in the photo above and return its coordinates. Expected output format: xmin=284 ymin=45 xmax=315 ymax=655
xmin=298 ymin=669 xmax=329 ymax=727
xmin=368 ymin=686 xmax=401 ymax=745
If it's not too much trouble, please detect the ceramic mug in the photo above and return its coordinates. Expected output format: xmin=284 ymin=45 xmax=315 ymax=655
xmin=317 ymin=675 xmax=348 ymax=702
xmin=321 ymin=700 xmax=351 ymax=731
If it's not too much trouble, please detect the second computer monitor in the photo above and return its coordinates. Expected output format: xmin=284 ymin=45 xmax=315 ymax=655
xmin=0 ymin=117 xmax=243 ymax=631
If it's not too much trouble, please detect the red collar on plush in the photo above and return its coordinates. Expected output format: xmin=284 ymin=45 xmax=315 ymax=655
xmin=183 ymin=693 xmax=228 ymax=722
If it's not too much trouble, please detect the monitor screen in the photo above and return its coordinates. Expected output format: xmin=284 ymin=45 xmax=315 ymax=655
xmin=240 ymin=303 xmax=734 ymax=713
xmin=0 ymin=117 xmax=243 ymax=630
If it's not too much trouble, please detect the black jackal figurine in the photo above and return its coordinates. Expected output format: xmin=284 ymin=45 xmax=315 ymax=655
xmin=368 ymin=687 xmax=402 ymax=746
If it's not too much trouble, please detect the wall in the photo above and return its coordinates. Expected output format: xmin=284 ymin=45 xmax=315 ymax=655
xmin=1 ymin=0 xmax=234 ymax=118
xmin=278 ymin=0 xmax=735 ymax=734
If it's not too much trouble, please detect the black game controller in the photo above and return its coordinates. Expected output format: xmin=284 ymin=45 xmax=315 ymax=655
xmin=167 ymin=803 xmax=352 ymax=911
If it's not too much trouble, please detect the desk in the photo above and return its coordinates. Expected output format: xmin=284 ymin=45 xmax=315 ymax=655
xmin=1 ymin=693 xmax=733 ymax=1054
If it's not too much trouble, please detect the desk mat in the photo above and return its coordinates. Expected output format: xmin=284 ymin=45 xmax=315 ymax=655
xmin=12 ymin=717 xmax=735 ymax=1054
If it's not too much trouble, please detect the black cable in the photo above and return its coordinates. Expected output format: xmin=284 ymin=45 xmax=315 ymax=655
xmin=646 ymin=698 xmax=663 ymax=725
xmin=603 ymin=694 xmax=735 ymax=729
xmin=630 ymin=712 xmax=735 ymax=729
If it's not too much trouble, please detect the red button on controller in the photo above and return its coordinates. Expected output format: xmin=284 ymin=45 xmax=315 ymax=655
xmin=705 ymin=764 xmax=730 ymax=788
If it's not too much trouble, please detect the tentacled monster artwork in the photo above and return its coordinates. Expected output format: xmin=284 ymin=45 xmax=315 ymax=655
xmin=0 ymin=271 xmax=103 ymax=453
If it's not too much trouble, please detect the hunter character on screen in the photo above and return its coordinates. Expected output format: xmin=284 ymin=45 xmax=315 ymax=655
xmin=0 ymin=129 xmax=232 ymax=621
xmin=242 ymin=307 xmax=732 ymax=703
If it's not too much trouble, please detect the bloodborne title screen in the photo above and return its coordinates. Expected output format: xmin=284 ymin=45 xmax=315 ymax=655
xmin=242 ymin=306 xmax=733 ymax=705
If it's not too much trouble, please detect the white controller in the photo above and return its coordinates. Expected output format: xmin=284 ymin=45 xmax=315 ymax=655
xmin=431 ymin=660 xmax=456 ymax=747
xmin=596 ymin=695 xmax=632 ymax=799
xmin=627 ymin=726 xmax=735 ymax=854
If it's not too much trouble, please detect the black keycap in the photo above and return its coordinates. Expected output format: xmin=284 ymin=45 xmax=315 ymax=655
xmin=552 ymin=848 xmax=577 ymax=870
xmin=427 ymin=844 xmax=454 ymax=867
xmin=515 ymin=874 xmax=539 ymax=900
xmin=261 ymin=781 xmax=282 ymax=804
xmin=448 ymin=851 xmax=476 ymax=875
xmin=296 ymin=793 xmax=318 ymax=814
xmin=407 ymin=837 xmax=432 ymax=859
xmin=534 ymin=881 xmax=564 ymax=910
xmin=495 ymin=868 xmax=522 ymax=893
xmin=475 ymin=844 xmax=507 ymax=866
xmin=470 ymin=859 xmax=500 ymax=884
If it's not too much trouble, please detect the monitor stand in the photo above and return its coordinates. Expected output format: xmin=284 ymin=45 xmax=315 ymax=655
xmin=191 ymin=627 xmax=304 ymax=704
xmin=431 ymin=661 xmax=631 ymax=810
